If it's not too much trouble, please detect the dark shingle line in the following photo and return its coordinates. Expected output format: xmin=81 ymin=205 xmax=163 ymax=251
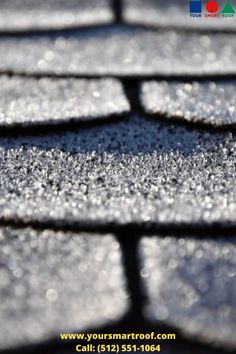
xmin=0 ymin=23 xmax=117 ymax=37
xmin=2 ymin=72 xmax=236 ymax=87
xmin=1 ymin=218 xmax=236 ymax=239
xmin=0 ymin=114 xmax=129 ymax=137
xmin=117 ymin=233 xmax=146 ymax=324
xmin=1 ymin=23 xmax=236 ymax=36
xmin=112 ymin=0 xmax=123 ymax=22
xmin=3 ymin=71 xmax=236 ymax=81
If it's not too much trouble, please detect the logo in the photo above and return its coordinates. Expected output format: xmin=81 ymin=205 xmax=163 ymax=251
xmin=222 ymin=1 xmax=235 ymax=16
xmin=206 ymin=0 xmax=219 ymax=12
xmin=189 ymin=1 xmax=235 ymax=18
xmin=190 ymin=1 xmax=202 ymax=16
xmin=205 ymin=0 xmax=219 ymax=17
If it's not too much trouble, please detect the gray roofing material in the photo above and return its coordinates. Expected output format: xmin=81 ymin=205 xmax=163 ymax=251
xmin=140 ymin=236 xmax=236 ymax=349
xmin=0 ymin=1 xmax=236 ymax=352
xmin=141 ymin=81 xmax=236 ymax=128
xmin=1 ymin=27 xmax=236 ymax=76
xmin=0 ymin=0 xmax=114 ymax=31
xmin=0 ymin=115 xmax=235 ymax=229
xmin=123 ymin=0 xmax=236 ymax=30
xmin=0 ymin=76 xmax=129 ymax=128
xmin=0 ymin=226 xmax=128 ymax=350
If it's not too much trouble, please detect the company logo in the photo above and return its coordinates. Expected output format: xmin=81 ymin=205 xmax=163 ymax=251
xmin=206 ymin=0 xmax=219 ymax=12
xmin=205 ymin=0 xmax=219 ymax=17
xmin=190 ymin=1 xmax=202 ymax=16
xmin=222 ymin=1 xmax=235 ymax=16
xmin=189 ymin=1 xmax=235 ymax=18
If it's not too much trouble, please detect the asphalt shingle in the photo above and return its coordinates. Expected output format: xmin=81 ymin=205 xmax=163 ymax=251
xmin=0 ymin=115 xmax=235 ymax=229
xmin=0 ymin=227 xmax=128 ymax=350
xmin=0 ymin=76 xmax=129 ymax=128
xmin=123 ymin=0 xmax=236 ymax=30
xmin=0 ymin=0 xmax=114 ymax=32
xmin=141 ymin=81 xmax=236 ymax=128
xmin=1 ymin=27 xmax=236 ymax=76
xmin=140 ymin=236 xmax=236 ymax=349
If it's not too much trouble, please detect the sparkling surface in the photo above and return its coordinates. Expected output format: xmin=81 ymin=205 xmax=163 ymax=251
xmin=0 ymin=115 xmax=235 ymax=228
xmin=0 ymin=76 xmax=129 ymax=127
xmin=1 ymin=2 xmax=236 ymax=353
xmin=0 ymin=0 xmax=114 ymax=31
xmin=123 ymin=0 xmax=236 ymax=30
xmin=1 ymin=27 xmax=236 ymax=76
xmin=140 ymin=236 xmax=236 ymax=349
xmin=141 ymin=81 xmax=236 ymax=128
xmin=0 ymin=226 xmax=128 ymax=349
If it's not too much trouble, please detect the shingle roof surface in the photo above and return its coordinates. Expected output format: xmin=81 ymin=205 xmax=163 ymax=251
xmin=1 ymin=28 xmax=236 ymax=76
xmin=0 ymin=1 xmax=236 ymax=354
xmin=140 ymin=236 xmax=236 ymax=349
xmin=123 ymin=0 xmax=236 ymax=30
xmin=141 ymin=81 xmax=236 ymax=128
xmin=0 ymin=115 xmax=235 ymax=229
xmin=0 ymin=0 xmax=114 ymax=31
xmin=0 ymin=76 xmax=129 ymax=127
xmin=0 ymin=227 xmax=128 ymax=350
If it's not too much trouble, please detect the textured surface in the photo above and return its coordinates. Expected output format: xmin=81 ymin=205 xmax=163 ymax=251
xmin=0 ymin=0 xmax=114 ymax=31
xmin=1 ymin=27 xmax=236 ymax=76
xmin=0 ymin=226 xmax=128 ymax=349
xmin=141 ymin=81 xmax=236 ymax=128
xmin=123 ymin=0 xmax=236 ymax=30
xmin=0 ymin=115 xmax=235 ymax=229
xmin=140 ymin=236 xmax=236 ymax=349
xmin=0 ymin=76 xmax=129 ymax=128
xmin=1 ymin=1 xmax=236 ymax=353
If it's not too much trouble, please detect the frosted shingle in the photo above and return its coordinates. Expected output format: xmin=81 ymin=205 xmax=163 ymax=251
xmin=123 ymin=0 xmax=236 ymax=30
xmin=0 ymin=76 xmax=129 ymax=128
xmin=0 ymin=227 xmax=128 ymax=350
xmin=0 ymin=27 xmax=236 ymax=76
xmin=0 ymin=0 xmax=114 ymax=32
xmin=0 ymin=115 xmax=235 ymax=229
xmin=141 ymin=81 xmax=236 ymax=128
xmin=140 ymin=236 xmax=236 ymax=349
